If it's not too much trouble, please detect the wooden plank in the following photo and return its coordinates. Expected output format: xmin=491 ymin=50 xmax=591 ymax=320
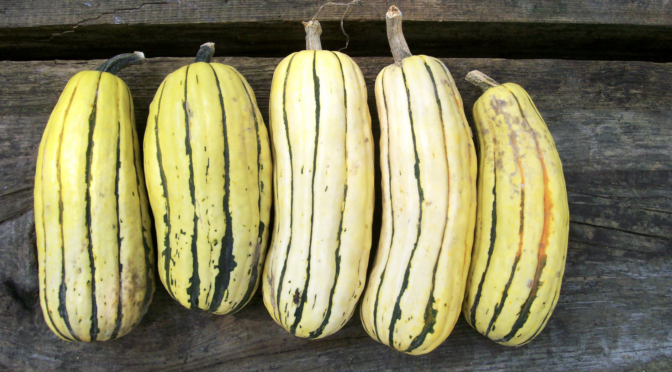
xmin=3 ymin=0 xmax=670 ymax=27
xmin=0 ymin=56 xmax=671 ymax=371
xmin=1 ymin=1 xmax=671 ymax=61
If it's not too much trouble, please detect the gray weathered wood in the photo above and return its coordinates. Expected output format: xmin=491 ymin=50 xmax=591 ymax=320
xmin=3 ymin=0 xmax=670 ymax=27
xmin=0 ymin=56 xmax=671 ymax=371
xmin=1 ymin=1 xmax=671 ymax=61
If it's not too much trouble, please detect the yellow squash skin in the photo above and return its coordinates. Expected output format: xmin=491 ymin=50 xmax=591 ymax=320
xmin=35 ymin=70 xmax=155 ymax=341
xmin=359 ymin=56 xmax=477 ymax=355
xmin=144 ymin=62 xmax=272 ymax=314
xmin=462 ymin=81 xmax=569 ymax=346
xmin=262 ymin=50 xmax=375 ymax=339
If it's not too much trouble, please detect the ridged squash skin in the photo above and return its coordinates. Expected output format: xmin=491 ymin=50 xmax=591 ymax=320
xmin=144 ymin=62 xmax=272 ymax=314
xmin=462 ymin=81 xmax=569 ymax=346
xmin=360 ymin=56 xmax=477 ymax=355
xmin=262 ymin=50 xmax=375 ymax=338
xmin=35 ymin=70 xmax=155 ymax=341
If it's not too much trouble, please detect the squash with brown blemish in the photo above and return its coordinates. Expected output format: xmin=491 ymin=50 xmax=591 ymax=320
xmin=461 ymin=70 xmax=569 ymax=346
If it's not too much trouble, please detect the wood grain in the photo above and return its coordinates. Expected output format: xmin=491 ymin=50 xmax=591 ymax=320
xmin=3 ymin=0 xmax=670 ymax=27
xmin=1 ymin=1 xmax=671 ymax=61
xmin=0 ymin=56 xmax=671 ymax=371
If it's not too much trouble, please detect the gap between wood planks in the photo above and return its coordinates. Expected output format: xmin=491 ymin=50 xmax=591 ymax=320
xmin=2 ymin=21 xmax=671 ymax=62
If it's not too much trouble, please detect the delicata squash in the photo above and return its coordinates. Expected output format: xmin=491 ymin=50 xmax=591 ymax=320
xmin=144 ymin=43 xmax=272 ymax=314
xmin=359 ymin=7 xmax=477 ymax=355
xmin=462 ymin=70 xmax=569 ymax=346
xmin=35 ymin=52 xmax=154 ymax=341
xmin=262 ymin=20 xmax=375 ymax=338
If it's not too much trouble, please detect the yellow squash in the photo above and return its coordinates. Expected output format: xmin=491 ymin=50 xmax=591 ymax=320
xmin=262 ymin=21 xmax=375 ymax=338
xmin=144 ymin=43 xmax=272 ymax=314
xmin=462 ymin=70 xmax=569 ymax=346
xmin=359 ymin=7 xmax=477 ymax=355
xmin=35 ymin=52 xmax=154 ymax=341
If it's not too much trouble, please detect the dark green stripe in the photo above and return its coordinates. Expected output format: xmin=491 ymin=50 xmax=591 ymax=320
xmin=388 ymin=65 xmax=426 ymax=349
xmin=406 ymin=285 xmax=438 ymax=352
xmin=308 ymin=51 xmax=347 ymax=338
xmin=183 ymin=66 xmax=201 ymax=309
xmin=206 ymin=283 xmax=212 ymax=305
xmin=496 ymin=89 xmax=549 ymax=343
xmin=469 ymin=179 xmax=497 ymax=329
xmin=485 ymin=246 xmax=521 ymax=338
xmin=289 ymin=51 xmax=320 ymax=335
xmin=308 ymin=186 xmax=346 ymax=338
xmin=372 ymin=68 xmax=393 ymax=344
xmin=275 ymin=53 xmax=297 ymax=326
xmin=485 ymin=126 xmax=526 ymax=339
xmin=229 ymin=70 xmax=265 ymax=314
xmin=208 ymin=65 xmax=238 ymax=312
xmin=468 ymin=97 xmax=500 ymax=329
xmin=127 ymin=86 xmax=154 ymax=316
xmin=83 ymin=72 xmax=103 ymax=341
xmin=110 ymin=120 xmax=124 ymax=340
xmin=405 ymin=61 xmax=450 ymax=353
xmin=499 ymin=264 xmax=548 ymax=342
xmin=521 ymin=286 xmax=558 ymax=345
xmin=45 ymin=82 xmax=80 ymax=342
xmin=155 ymin=84 xmax=176 ymax=300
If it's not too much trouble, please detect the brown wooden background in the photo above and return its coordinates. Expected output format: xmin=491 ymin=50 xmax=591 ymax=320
xmin=1 ymin=1 xmax=671 ymax=371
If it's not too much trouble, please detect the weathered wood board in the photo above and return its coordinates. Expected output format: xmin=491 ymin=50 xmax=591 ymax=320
xmin=0 ymin=56 xmax=671 ymax=371
xmin=5 ymin=0 xmax=671 ymax=26
xmin=2 ymin=1 xmax=671 ymax=61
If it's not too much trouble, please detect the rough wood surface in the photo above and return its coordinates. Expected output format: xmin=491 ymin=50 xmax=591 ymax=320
xmin=1 ymin=56 xmax=671 ymax=371
xmin=4 ymin=0 xmax=671 ymax=27
xmin=1 ymin=0 xmax=671 ymax=61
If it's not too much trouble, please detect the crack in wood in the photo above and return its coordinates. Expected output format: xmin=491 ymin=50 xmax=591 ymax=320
xmin=0 ymin=187 xmax=32 ymax=199
xmin=45 ymin=1 xmax=169 ymax=41
xmin=571 ymin=220 xmax=671 ymax=241
xmin=637 ymin=207 xmax=672 ymax=216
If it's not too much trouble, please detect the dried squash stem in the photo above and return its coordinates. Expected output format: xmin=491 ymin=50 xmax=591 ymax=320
xmin=466 ymin=70 xmax=500 ymax=93
xmin=386 ymin=6 xmax=412 ymax=64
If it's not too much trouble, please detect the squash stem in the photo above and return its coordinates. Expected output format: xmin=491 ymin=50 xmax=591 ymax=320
xmin=95 ymin=51 xmax=146 ymax=75
xmin=386 ymin=6 xmax=412 ymax=64
xmin=303 ymin=20 xmax=323 ymax=51
xmin=195 ymin=42 xmax=215 ymax=63
xmin=466 ymin=70 xmax=500 ymax=93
